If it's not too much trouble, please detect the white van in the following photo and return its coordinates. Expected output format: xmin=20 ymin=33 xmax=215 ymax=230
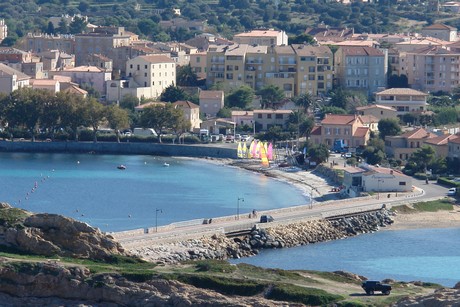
xmin=133 ymin=128 xmax=157 ymax=137
xmin=448 ymin=188 xmax=457 ymax=196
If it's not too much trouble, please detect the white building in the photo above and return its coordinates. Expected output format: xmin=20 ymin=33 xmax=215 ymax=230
xmin=107 ymin=55 xmax=176 ymax=102
xmin=0 ymin=63 xmax=30 ymax=94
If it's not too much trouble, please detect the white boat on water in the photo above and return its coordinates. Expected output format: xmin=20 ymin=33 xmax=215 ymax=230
xmin=163 ymin=163 xmax=170 ymax=167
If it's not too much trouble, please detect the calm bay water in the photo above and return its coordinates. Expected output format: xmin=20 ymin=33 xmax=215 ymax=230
xmin=1 ymin=152 xmax=459 ymax=287
xmin=231 ymin=227 xmax=460 ymax=287
xmin=0 ymin=152 xmax=308 ymax=232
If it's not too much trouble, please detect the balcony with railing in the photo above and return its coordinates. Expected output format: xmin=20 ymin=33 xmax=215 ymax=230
xmin=211 ymin=58 xmax=225 ymax=64
xmin=265 ymin=72 xmax=295 ymax=79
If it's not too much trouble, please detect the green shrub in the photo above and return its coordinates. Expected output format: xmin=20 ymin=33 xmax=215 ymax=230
xmin=178 ymin=275 xmax=266 ymax=296
xmin=437 ymin=177 xmax=460 ymax=188
xmin=0 ymin=207 xmax=29 ymax=227
xmin=121 ymin=271 xmax=155 ymax=282
xmin=8 ymin=262 xmax=41 ymax=275
xmin=337 ymin=301 xmax=367 ymax=307
xmin=266 ymin=283 xmax=343 ymax=305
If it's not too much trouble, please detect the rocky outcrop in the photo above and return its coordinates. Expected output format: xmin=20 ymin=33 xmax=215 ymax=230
xmin=0 ymin=260 xmax=294 ymax=306
xmin=132 ymin=209 xmax=395 ymax=264
xmin=395 ymin=288 xmax=460 ymax=306
xmin=0 ymin=203 xmax=124 ymax=260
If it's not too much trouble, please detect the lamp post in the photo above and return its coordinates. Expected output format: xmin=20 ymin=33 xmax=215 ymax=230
xmin=377 ymin=179 xmax=384 ymax=200
xmin=155 ymin=208 xmax=162 ymax=232
xmin=237 ymin=197 xmax=244 ymax=220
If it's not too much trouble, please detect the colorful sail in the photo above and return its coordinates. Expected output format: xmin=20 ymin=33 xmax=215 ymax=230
xmin=237 ymin=142 xmax=243 ymax=158
xmin=242 ymin=142 xmax=248 ymax=158
xmin=260 ymin=142 xmax=270 ymax=168
xmin=254 ymin=141 xmax=261 ymax=159
xmin=267 ymin=143 xmax=273 ymax=160
xmin=248 ymin=140 xmax=255 ymax=158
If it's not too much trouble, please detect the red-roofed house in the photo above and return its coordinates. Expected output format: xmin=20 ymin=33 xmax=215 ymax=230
xmin=385 ymin=127 xmax=436 ymax=160
xmin=356 ymin=104 xmax=397 ymax=120
xmin=49 ymin=65 xmax=111 ymax=94
xmin=421 ymin=23 xmax=458 ymax=42
xmin=424 ymin=134 xmax=459 ymax=158
xmin=343 ymin=164 xmax=412 ymax=197
xmin=253 ymin=109 xmax=293 ymax=131
xmin=30 ymin=79 xmax=60 ymax=93
xmin=173 ymin=100 xmax=201 ymax=130
xmin=448 ymin=136 xmax=460 ymax=159
xmin=310 ymin=114 xmax=370 ymax=149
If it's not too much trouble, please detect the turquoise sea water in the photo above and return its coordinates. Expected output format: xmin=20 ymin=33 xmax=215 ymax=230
xmin=0 ymin=153 xmax=308 ymax=232
xmin=231 ymin=227 xmax=460 ymax=287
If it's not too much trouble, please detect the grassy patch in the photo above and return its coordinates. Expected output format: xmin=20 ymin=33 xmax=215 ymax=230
xmin=267 ymin=283 xmax=343 ymax=305
xmin=177 ymin=274 xmax=267 ymax=296
xmin=192 ymin=259 xmax=237 ymax=273
xmin=0 ymin=207 xmax=30 ymax=227
xmin=393 ymin=199 xmax=454 ymax=214
xmin=305 ymin=270 xmax=362 ymax=285
xmin=237 ymin=263 xmax=307 ymax=281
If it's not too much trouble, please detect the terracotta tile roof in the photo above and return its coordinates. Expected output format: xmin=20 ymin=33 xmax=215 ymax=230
xmin=321 ymin=114 xmax=359 ymax=125
xmin=31 ymin=79 xmax=59 ymax=86
xmin=340 ymin=46 xmax=384 ymax=56
xmin=138 ymin=55 xmax=174 ymax=63
xmin=135 ymin=102 xmax=166 ymax=110
xmin=334 ymin=40 xmax=379 ymax=47
xmin=448 ymin=136 xmax=460 ymax=144
xmin=292 ymin=44 xmax=332 ymax=57
xmin=310 ymin=126 xmax=322 ymax=135
xmin=356 ymin=104 xmax=397 ymax=111
xmin=64 ymin=85 xmax=88 ymax=95
xmin=423 ymin=23 xmax=457 ymax=31
xmin=173 ymin=100 xmax=199 ymax=109
xmin=360 ymin=115 xmax=380 ymax=124
xmin=0 ymin=63 xmax=30 ymax=80
xmin=376 ymin=88 xmax=428 ymax=96
xmin=353 ymin=127 xmax=369 ymax=138
xmin=199 ymin=90 xmax=224 ymax=100
xmin=399 ymin=127 xmax=432 ymax=139
xmin=52 ymin=75 xmax=72 ymax=82
xmin=424 ymin=134 xmax=458 ymax=145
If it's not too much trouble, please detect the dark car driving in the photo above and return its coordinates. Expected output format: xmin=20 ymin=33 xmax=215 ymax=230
xmin=260 ymin=215 xmax=274 ymax=223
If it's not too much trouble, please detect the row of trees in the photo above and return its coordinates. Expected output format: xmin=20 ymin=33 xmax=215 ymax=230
xmin=0 ymin=88 xmax=188 ymax=143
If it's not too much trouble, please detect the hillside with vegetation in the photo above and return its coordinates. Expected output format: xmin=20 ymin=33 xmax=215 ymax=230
xmin=2 ymin=0 xmax=460 ymax=46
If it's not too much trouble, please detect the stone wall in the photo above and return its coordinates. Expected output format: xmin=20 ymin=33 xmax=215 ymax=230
xmin=130 ymin=209 xmax=395 ymax=263
xmin=0 ymin=141 xmax=237 ymax=158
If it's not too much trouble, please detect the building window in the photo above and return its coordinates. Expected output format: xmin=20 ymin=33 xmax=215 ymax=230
xmin=258 ymin=114 xmax=262 ymax=118
xmin=152 ymin=81 xmax=155 ymax=85
xmin=197 ymin=57 xmax=201 ymax=63
xmin=399 ymin=182 xmax=406 ymax=185
xmin=137 ymin=65 xmax=140 ymax=70
xmin=144 ymin=73 xmax=147 ymax=77
xmin=145 ymin=65 xmax=147 ymax=69
xmin=275 ymin=114 xmax=283 ymax=119
xmin=130 ymin=64 xmax=133 ymax=69
xmin=267 ymin=114 xmax=272 ymax=119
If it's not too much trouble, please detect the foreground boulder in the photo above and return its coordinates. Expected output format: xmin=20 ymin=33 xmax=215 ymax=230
xmin=0 ymin=203 xmax=124 ymax=260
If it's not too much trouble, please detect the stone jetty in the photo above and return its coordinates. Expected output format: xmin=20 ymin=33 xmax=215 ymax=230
xmin=130 ymin=209 xmax=395 ymax=264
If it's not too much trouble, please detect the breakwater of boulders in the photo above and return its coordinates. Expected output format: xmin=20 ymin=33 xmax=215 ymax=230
xmin=130 ymin=209 xmax=395 ymax=264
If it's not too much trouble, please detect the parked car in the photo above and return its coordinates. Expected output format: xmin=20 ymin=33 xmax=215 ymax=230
xmin=225 ymin=135 xmax=235 ymax=143
xmin=241 ymin=135 xmax=250 ymax=142
xmin=259 ymin=215 xmax=274 ymax=223
xmin=448 ymin=188 xmax=457 ymax=196
xmin=235 ymin=134 xmax=241 ymax=141
xmin=361 ymin=280 xmax=391 ymax=295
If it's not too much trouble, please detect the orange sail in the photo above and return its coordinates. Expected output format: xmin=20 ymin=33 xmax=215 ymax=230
xmin=260 ymin=142 xmax=270 ymax=168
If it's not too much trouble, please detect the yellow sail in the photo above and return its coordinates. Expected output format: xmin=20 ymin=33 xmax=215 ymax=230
xmin=260 ymin=142 xmax=269 ymax=168
xmin=237 ymin=142 xmax=243 ymax=158
xmin=241 ymin=142 xmax=248 ymax=158
xmin=248 ymin=140 xmax=255 ymax=158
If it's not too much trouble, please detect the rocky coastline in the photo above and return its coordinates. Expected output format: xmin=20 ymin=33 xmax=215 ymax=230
xmin=130 ymin=209 xmax=395 ymax=264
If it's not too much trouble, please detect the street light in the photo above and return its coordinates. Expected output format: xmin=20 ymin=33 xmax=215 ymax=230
xmin=237 ymin=197 xmax=244 ymax=220
xmin=155 ymin=208 xmax=162 ymax=232
xmin=377 ymin=179 xmax=384 ymax=200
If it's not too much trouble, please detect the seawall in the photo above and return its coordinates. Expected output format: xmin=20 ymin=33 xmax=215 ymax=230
xmin=0 ymin=140 xmax=237 ymax=158
xmin=129 ymin=209 xmax=395 ymax=264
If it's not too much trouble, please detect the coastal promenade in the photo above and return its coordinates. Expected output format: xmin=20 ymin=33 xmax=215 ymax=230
xmin=113 ymin=173 xmax=449 ymax=249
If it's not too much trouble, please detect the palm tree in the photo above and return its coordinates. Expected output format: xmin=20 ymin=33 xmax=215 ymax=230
xmin=293 ymin=93 xmax=313 ymax=114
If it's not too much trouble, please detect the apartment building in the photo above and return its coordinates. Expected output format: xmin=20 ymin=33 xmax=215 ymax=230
xmin=75 ymin=27 xmax=131 ymax=66
xmin=49 ymin=65 xmax=111 ymax=95
xmin=206 ymin=44 xmax=333 ymax=97
xmin=21 ymin=33 xmax=75 ymax=54
xmin=401 ymin=46 xmax=460 ymax=93
xmin=253 ymin=109 xmax=293 ymax=130
xmin=107 ymin=55 xmax=175 ymax=102
xmin=233 ymin=29 xmax=288 ymax=46
xmin=375 ymin=88 xmax=429 ymax=116
xmin=309 ymin=114 xmax=370 ymax=148
xmin=356 ymin=104 xmax=397 ymax=120
xmin=190 ymin=52 xmax=207 ymax=80
xmin=334 ymin=46 xmax=388 ymax=95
